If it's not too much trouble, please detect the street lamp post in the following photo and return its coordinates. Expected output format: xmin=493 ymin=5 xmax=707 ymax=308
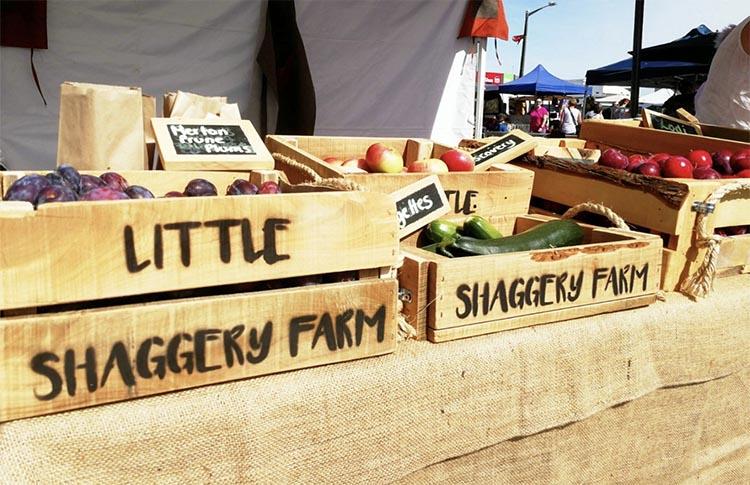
xmin=518 ymin=1 xmax=556 ymax=78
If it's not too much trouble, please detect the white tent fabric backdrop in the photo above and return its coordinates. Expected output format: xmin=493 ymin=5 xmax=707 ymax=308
xmin=0 ymin=0 xmax=477 ymax=170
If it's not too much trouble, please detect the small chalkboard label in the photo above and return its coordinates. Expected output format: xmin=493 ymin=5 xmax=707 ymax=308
xmin=469 ymin=129 xmax=537 ymax=170
xmin=168 ymin=124 xmax=255 ymax=155
xmin=151 ymin=118 xmax=274 ymax=171
xmin=642 ymin=109 xmax=702 ymax=136
xmin=390 ymin=175 xmax=450 ymax=239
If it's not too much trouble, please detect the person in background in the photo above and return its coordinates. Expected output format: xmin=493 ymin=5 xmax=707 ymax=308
xmin=560 ymin=98 xmax=582 ymax=135
xmin=497 ymin=114 xmax=514 ymax=133
xmin=613 ymin=98 xmax=630 ymax=118
xmin=695 ymin=16 xmax=750 ymax=129
xmin=529 ymin=99 xmax=549 ymax=133
xmin=585 ymin=102 xmax=604 ymax=120
xmin=662 ymin=79 xmax=697 ymax=116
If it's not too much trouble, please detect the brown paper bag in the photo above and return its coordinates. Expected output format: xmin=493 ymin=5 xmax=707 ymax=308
xmin=57 ymin=82 xmax=146 ymax=170
xmin=142 ymin=94 xmax=157 ymax=166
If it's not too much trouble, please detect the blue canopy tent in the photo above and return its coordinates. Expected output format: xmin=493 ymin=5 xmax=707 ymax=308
xmin=585 ymin=58 xmax=709 ymax=88
xmin=494 ymin=64 xmax=588 ymax=95
xmin=634 ymin=24 xmax=717 ymax=65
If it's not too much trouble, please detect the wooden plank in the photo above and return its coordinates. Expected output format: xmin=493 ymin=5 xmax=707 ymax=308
xmin=0 ymin=279 xmax=397 ymax=422
xmin=0 ymin=192 xmax=398 ymax=310
xmin=427 ymin=294 xmax=655 ymax=342
xmin=716 ymin=235 xmax=750 ymax=272
xmin=398 ymin=253 xmax=432 ymax=340
xmin=427 ymin=217 xmax=662 ymax=330
xmin=580 ymin=120 xmax=750 ymax=154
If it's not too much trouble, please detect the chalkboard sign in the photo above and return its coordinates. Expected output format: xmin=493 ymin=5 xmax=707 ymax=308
xmin=642 ymin=109 xmax=702 ymax=136
xmin=152 ymin=118 xmax=274 ymax=171
xmin=469 ymin=129 xmax=538 ymax=171
xmin=390 ymin=175 xmax=450 ymax=239
xmin=168 ymin=124 xmax=255 ymax=155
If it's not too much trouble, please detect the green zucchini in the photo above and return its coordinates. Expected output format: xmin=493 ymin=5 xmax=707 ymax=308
xmin=450 ymin=220 xmax=585 ymax=256
xmin=420 ymin=240 xmax=454 ymax=258
xmin=425 ymin=219 xmax=459 ymax=244
xmin=463 ymin=215 xmax=503 ymax=239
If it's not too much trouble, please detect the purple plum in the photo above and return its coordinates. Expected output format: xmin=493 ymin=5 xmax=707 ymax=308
xmin=3 ymin=175 xmax=50 ymax=203
xmin=125 ymin=185 xmax=155 ymax=199
xmin=100 ymin=172 xmax=129 ymax=191
xmin=36 ymin=185 xmax=78 ymax=206
xmin=164 ymin=191 xmax=185 ymax=198
xmin=226 ymin=179 xmax=259 ymax=196
xmin=184 ymin=178 xmax=217 ymax=197
xmin=46 ymin=172 xmax=68 ymax=187
xmin=56 ymin=164 xmax=82 ymax=192
xmin=79 ymin=174 xmax=107 ymax=194
xmin=79 ymin=187 xmax=130 ymax=201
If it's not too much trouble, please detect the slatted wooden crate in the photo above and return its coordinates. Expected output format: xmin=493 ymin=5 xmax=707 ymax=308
xmin=0 ymin=170 xmax=400 ymax=421
xmin=513 ymin=121 xmax=750 ymax=290
xmin=266 ymin=135 xmax=535 ymax=220
xmin=399 ymin=214 xmax=663 ymax=342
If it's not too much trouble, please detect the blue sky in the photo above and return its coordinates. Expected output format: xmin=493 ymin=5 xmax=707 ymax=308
xmin=487 ymin=0 xmax=747 ymax=81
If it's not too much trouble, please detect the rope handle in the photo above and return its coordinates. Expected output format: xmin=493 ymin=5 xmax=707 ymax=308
xmin=680 ymin=181 xmax=750 ymax=299
xmin=272 ymin=152 xmax=368 ymax=192
xmin=561 ymin=202 xmax=630 ymax=230
xmin=272 ymin=152 xmax=322 ymax=183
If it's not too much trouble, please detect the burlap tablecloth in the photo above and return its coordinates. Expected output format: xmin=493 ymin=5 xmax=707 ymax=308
xmin=2 ymin=275 xmax=749 ymax=484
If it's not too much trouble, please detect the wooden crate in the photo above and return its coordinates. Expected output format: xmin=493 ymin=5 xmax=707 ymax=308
xmin=514 ymin=121 xmax=750 ymax=290
xmin=0 ymin=278 xmax=398 ymax=422
xmin=0 ymin=171 xmax=398 ymax=310
xmin=399 ymin=214 xmax=663 ymax=342
xmin=266 ymin=135 xmax=535 ymax=220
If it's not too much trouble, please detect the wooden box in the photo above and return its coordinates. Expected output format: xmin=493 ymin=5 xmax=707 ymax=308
xmin=399 ymin=214 xmax=663 ymax=342
xmin=266 ymin=135 xmax=535 ymax=220
xmin=0 ymin=171 xmax=398 ymax=310
xmin=0 ymin=278 xmax=398 ymax=422
xmin=514 ymin=121 xmax=750 ymax=290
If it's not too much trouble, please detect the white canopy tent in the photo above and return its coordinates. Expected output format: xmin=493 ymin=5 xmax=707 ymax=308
xmin=1 ymin=0 xmax=480 ymax=170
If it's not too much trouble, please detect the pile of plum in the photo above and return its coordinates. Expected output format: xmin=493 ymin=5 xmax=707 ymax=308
xmin=3 ymin=165 xmax=280 ymax=208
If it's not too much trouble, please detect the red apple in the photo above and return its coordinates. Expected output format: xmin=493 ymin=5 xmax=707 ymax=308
xmin=663 ymin=156 xmax=693 ymax=178
xmin=365 ymin=143 xmax=404 ymax=173
xmin=712 ymin=149 xmax=734 ymax=174
xmin=648 ymin=153 xmax=671 ymax=168
xmin=340 ymin=166 xmax=368 ymax=174
xmin=407 ymin=158 xmax=449 ymax=174
xmin=440 ymin=149 xmax=475 ymax=172
xmin=688 ymin=150 xmax=712 ymax=169
xmin=599 ymin=148 xmax=629 ymax=170
xmin=342 ymin=158 xmax=369 ymax=171
xmin=637 ymin=163 xmax=661 ymax=177
xmin=626 ymin=154 xmax=647 ymax=172
xmin=322 ymin=156 xmax=343 ymax=166
xmin=735 ymin=169 xmax=750 ymax=178
xmin=693 ymin=167 xmax=721 ymax=179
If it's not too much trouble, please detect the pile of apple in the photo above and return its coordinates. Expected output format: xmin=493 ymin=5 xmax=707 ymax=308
xmin=599 ymin=147 xmax=750 ymax=179
xmin=322 ymin=143 xmax=475 ymax=174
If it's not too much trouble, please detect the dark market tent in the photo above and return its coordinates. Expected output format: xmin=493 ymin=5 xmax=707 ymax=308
xmin=495 ymin=64 xmax=587 ymax=95
xmin=634 ymin=24 xmax=718 ymax=65
xmin=585 ymin=58 xmax=709 ymax=88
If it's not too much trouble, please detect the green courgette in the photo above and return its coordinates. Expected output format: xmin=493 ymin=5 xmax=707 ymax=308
xmin=463 ymin=215 xmax=503 ymax=239
xmin=420 ymin=240 xmax=454 ymax=258
xmin=425 ymin=219 xmax=459 ymax=244
xmin=450 ymin=220 xmax=585 ymax=256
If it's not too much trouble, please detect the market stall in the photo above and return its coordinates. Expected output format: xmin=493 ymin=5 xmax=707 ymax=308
xmin=1 ymin=274 xmax=748 ymax=482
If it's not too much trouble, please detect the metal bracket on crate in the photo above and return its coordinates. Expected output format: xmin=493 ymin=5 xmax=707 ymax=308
xmin=691 ymin=201 xmax=715 ymax=215
xmin=398 ymin=288 xmax=413 ymax=303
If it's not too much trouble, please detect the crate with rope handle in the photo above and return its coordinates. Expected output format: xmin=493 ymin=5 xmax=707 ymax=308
xmin=398 ymin=204 xmax=663 ymax=342
xmin=0 ymin=169 xmax=400 ymax=422
xmin=490 ymin=120 xmax=750 ymax=293
xmin=266 ymin=134 xmax=537 ymax=222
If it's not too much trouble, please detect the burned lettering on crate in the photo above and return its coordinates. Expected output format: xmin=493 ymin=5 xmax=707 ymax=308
xmin=455 ymin=271 xmax=585 ymax=319
xmin=445 ymin=189 xmax=479 ymax=215
xmin=123 ymin=218 xmax=291 ymax=272
xmin=288 ymin=305 xmax=387 ymax=357
xmin=591 ymin=263 xmax=649 ymax=298
xmin=29 ymin=322 xmax=275 ymax=401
